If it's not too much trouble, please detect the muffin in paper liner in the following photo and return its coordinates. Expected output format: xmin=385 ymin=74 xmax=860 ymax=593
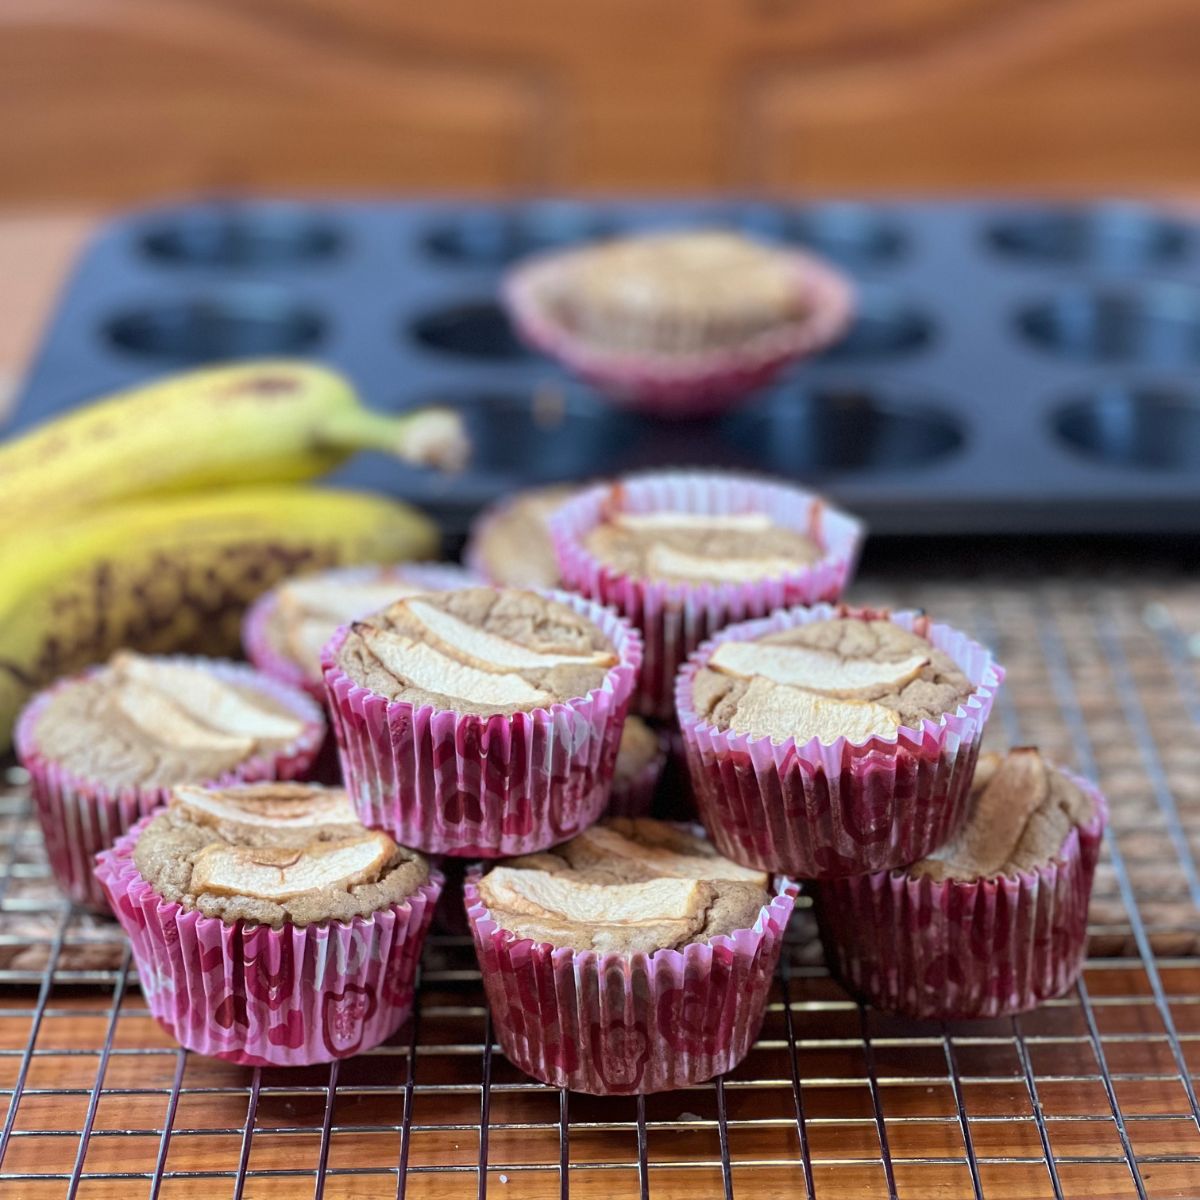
xmin=502 ymin=247 xmax=854 ymax=418
xmin=321 ymin=590 xmax=643 ymax=858
xmin=15 ymin=658 xmax=325 ymax=913
xmin=94 ymin=814 xmax=441 ymax=1065
xmin=675 ymin=605 xmax=1004 ymax=880
xmin=550 ymin=473 xmax=864 ymax=719
xmin=463 ymin=485 xmax=579 ymax=590
xmin=605 ymin=729 xmax=669 ymax=819
xmin=242 ymin=562 xmax=479 ymax=702
xmin=465 ymin=871 xmax=797 ymax=1094
xmin=812 ymin=771 xmax=1107 ymax=1020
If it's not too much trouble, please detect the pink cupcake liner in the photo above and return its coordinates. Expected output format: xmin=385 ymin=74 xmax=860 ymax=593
xmin=550 ymin=473 xmax=864 ymax=719
xmin=675 ymin=605 xmax=1004 ymax=880
xmin=466 ymin=871 xmax=797 ymax=1094
xmin=503 ymin=248 xmax=855 ymax=418
xmin=322 ymin=590 xmax=643 ymax=858
xmin=605 ymin=734 xmax=669 ymax=819
xmin=15 ymin=658 xmax=326 ymax=913
xmin=95 ymin=815 xmax=441 ymax=1065
xmin=813 ymin=771 xmax=1107 ymax=1020
xmin=243 ymin=562 xmax=480 ymax=702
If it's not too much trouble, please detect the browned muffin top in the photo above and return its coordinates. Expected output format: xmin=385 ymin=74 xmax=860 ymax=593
xmin=477 ymin=818 xmax=768 ymax=954
xmin=265 ymin=567 xmax=451 ymax=682
xmin=133 ymin=782 xmax=429 ymax=927
xmin=542 ymin=230 xmax=806 ymax=354
xmin=334 ymin=587 xmax=617 ymax=717
xmin=690 ymin=618 xmax=973 ymax=745
xmin=33 ymin=653 xmax=309 ymax=788
xmin=583 ymin=509 xmax=820 ymax=586
xmin=472 ymin=485 xmax=576 ymax=588
xmin=911 ymin=749 xmax=1095 ymax=882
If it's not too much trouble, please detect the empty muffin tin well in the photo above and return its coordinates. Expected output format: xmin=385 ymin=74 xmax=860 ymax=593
xmin=728 ymin=387 xmax=964 ymax=473
xmin=409 ymin=300 xmax=533 ymax=361
xmin=141 ymin=204 xmax=343 ymax=268
xmin=106 ymin=293 xmax=325 ymax=362
xmin=438 ymin=389 xmax=635 ymax=481
xmin=1017 ymin=284 xmax=1200 ymax=365
xmin=1054 ymin=386 xmax=1200 ymax=471
xmin=423 ymin=204 xmax=616 ymax=266
xmin=987 ymin=204 xmax=1189 ymax=269
xmin=732 ymin=202 xmax=909 ymax=269
xmin=817 ymin=287 xmax=934 ymax=362
xmin=13 ymin=197 xmax=1200 ymax=535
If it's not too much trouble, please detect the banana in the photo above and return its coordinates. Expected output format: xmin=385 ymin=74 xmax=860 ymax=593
xmin=0 ymin=361 xmax=469 ymax=536
xmin=0 ymin=485 xmax=439 ymax=749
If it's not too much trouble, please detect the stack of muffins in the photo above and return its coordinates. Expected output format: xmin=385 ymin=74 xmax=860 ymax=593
xmin=15 ymin=228 xmax=1107 ymax=1094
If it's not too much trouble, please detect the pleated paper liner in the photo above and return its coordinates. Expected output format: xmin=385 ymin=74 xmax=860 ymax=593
xmin=95 ymin=814 xmax=442 ymax=1066
xmin=465 ymin=873 xmax=797 ymax=1094
xmin=15 ymin=658 xmax=325 ymax=913
xmin=812 ymin=771 xmax=1108 ymax=1020
xmin=322 ymin=590 xmax=642 ymax=857
xmin=675 ymin=604 xmax=1004 ymax=880
xmin=503 ymin=247 xmax=854 ymax=418
xmin=550 ymin=473 xmax=864 ymax=719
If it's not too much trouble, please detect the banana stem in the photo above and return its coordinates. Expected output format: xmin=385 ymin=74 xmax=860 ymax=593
xmin=319 ymin=406 xmax=469 ymax=472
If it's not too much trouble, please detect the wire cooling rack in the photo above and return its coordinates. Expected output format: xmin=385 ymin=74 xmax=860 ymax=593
xmin=2 ymin=570 xmax=1200 ymax=1200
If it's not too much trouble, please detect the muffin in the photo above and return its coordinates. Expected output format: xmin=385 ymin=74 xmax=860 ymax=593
xmin=676 ymin=605 xmax=1003 ymax=879
xmin=465 ymin=817 xmax=796 ymax=1094
xmin=242 ymin=562 xmax=477 ymax=698
xmin=607 ymin=716 xmax=667 ymax=817
xmin=551 ymin=472 xmax=863 ymax=718
xmin=323 ymin=587 xmax=641 ymax=857
xmin=15 ymin=652 xmax=325 ymax=911
xmin=95 ymin=782 xmax=440 ymax=1064
xmin=464 ymin=485 xmax=577 ymax=588
xmin=813 ymin=749 xmax=1107 ymax=1019
xmin=503 ymin=229 xmax=855 ymax=416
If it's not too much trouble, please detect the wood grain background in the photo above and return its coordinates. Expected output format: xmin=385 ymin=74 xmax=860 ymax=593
xmin=2 ymin=0 xmax=1198 ymax=202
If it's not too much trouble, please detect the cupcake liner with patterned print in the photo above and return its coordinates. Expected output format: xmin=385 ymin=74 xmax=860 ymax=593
xmin=95 ymin=815 xmax=441 ymax=1065
xmin=550 ymin=474 xmax=863 ymax=719
xmin=242 ymin=562 xmax=479 ymax=701
xmin=465 ymin=872 xmax=797 ymax=1094
xmin=675 ymin=605 xmax=1004 ymax=880
xmin=503 ymin=248 xmax=855 ymax=418
xmin=15 ymin=659 xmax=325 ymax=913
xmin=322 ymin=590 xmax=642 ymax=858
xmin=605 ymin=733 xmax=668 ymax=819
xmin=813 ymin=771 xmax=1107 ymax=1020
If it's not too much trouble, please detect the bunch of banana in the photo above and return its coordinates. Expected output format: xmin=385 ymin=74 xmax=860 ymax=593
xmin=0 ymin=361 xmax=461 ymax=748
xmin=0 ymin=360 xmax=466 ymax=535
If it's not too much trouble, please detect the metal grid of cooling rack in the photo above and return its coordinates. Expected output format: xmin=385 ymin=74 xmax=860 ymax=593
xmin=2 ymin=573 xmax=1200 ymax=1200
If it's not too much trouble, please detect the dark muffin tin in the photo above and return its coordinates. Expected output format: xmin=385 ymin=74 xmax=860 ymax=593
xmin=11 ymin=197 xmax=1200 ymax=535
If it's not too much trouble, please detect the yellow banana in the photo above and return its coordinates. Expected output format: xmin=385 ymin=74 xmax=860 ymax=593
xmin=0 ymin=361 xmax=467 ymax=536
xmin=0 ymin=485 xmax=439 ymax=749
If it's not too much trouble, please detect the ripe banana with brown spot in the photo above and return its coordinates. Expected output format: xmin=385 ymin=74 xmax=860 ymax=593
xmin=0 ymin=360 xmax=468 ymax=536
xmin=0 ymin=485 xmax=439 ymax=750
